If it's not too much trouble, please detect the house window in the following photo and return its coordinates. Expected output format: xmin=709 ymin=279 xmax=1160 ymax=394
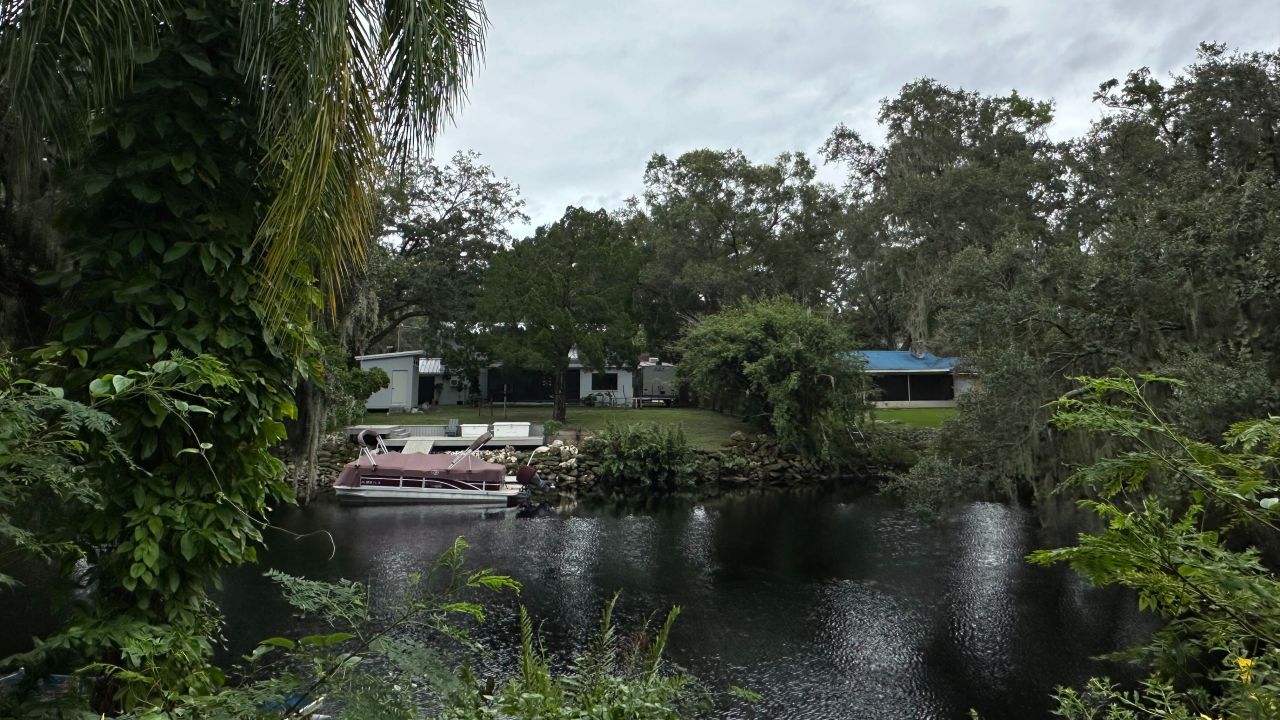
xmin=872 ymin=375 xmax=909 ymax=401
xmin=908 ymin=374 xmax=954 ymax=401
xmin=591 ymin=372 xmax=619 ymax=391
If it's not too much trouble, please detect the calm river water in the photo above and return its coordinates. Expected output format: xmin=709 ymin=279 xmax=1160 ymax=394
xmin=213 ymin=488 xmax=1153 ymax=719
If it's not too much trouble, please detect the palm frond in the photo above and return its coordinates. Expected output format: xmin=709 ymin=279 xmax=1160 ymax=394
xmin=0 ymin=0 xmax=174 ymax=192
xmin=239 ymin=0 xmax=488 ymax=320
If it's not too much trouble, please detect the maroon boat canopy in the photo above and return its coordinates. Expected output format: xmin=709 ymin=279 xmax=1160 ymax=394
xmin=335 ymin=452 xmax=506 ymax=488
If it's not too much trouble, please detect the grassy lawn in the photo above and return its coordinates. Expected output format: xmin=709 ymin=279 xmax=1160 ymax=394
xmin=360 ymin=404 xmax=953 ymax=448
xmin=872 ymin=407 xmax=956 ymax=428
xmin=360 ymin=405 xmax=754 ymax=450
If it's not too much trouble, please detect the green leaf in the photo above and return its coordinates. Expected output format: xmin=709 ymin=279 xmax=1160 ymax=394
xmin=152 ymin=359 xmax=178 ymax=374
xmin=186 ymin=84 xmax=209 ymax=108
xmin=179 ymin=48 xmax=214 ymax=75
xmin=1261 ymin=497 xmax=1278 ymax=510
xmin=62 ymin=316 xmax=90 ymax=342
xmin=133 ymin=46 xmax=159 ymax=64
xmin=114 ymin=328 xmax=151 ymax=349
xmin=257 ymin=637 xmax=296 ymax=650
xmin=163 ymin=243 xmax=195 ymax=263
xmin=89 ymin=378 xmax=111 ymax=397
xmin=170 ymin=152 xmax=197 ymax=171
xmin=298 ymin=632 xmax=355 ymax=647
xmin=72 ymin=348 xmax=88 ymax=367
xmin=152 ymin=333 xmax=168 ymax=356
xmin=83 ymin=174 xmax=112 ymax=195
xmin=126 ymin=180 xmax=162 ymax=203
xmin=118 ymin=124 xmax=137 ymax=149
xmin=215 ymin=327 xmax=241 ymax=348
xmin=112 ymin=375 xmax=136 ymax=395
xmin=180 ymin=534 xmax=198 ymax=561
xmin=199 ymin=247 xmax=216 ymax=274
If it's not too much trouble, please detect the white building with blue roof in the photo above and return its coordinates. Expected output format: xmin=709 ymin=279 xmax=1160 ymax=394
xmin=852 ymin=350 xmax=976 ymax=409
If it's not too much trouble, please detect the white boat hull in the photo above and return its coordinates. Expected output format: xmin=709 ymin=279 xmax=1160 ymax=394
xmin=335 ymin=479 xmax=526 ymax=505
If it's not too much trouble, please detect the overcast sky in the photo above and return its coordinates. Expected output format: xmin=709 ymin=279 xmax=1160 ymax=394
xmin=431 ymin=0 xmax=1280 ymax=234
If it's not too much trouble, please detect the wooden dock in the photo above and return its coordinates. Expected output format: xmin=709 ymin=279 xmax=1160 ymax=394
xmin=347 ymin=423 xmax=545 ymax=450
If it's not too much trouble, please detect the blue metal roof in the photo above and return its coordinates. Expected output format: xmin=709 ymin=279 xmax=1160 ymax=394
xmin=851 ymin=350 xmax=958 ymax=373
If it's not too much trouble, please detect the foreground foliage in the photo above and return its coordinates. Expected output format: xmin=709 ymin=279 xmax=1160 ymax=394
xmin=444 ymin=594 xmax=705 ymax=720
xmin=0 ymin=0 xmax=489 ymax=713
xmin=3 ymin=539 xmax=711 ymax=719
xmin=1034 ymin=375 xmax=1280 ymax=719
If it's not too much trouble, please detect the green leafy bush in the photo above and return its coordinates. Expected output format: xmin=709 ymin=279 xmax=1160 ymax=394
xmin=879 ymin=455 xmax=981 ymax=519
xmin=677 ymin=297 xmax=873 ymax=462
xmin=541 ymin=419 xmax=563 ymax=441
xmin=1033 ymin=374 xmax=1280 ymax=718
xmin=589 ymin=423 xmax=697 ymax=493
xmin=446 ymin=593 xmax=710 ymax=719
xmin=0 ymin=353 xmax=282 ymax=709
xmin=316 ymin=335 xmax=389 ymax=430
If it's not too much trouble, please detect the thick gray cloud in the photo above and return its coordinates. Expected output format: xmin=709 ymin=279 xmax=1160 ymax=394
xmin=431 ymin=0 xmax=1280 ymax=233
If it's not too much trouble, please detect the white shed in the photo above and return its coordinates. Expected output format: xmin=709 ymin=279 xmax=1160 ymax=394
xmin=356 ymin=350 xmax=423 ymax=412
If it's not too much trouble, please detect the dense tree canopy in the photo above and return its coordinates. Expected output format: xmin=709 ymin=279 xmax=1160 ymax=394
xmin=477 ymin=207 xmax=640 ymax=421
xmin=365 ymin=151 xmax=527 ymax=353
xmin=932 ymin=45 xmax=1280 ymax=498
xmin=625 ymin=149 xmax=843 ymax=356
xmin=821 ymin=79 xmax=1064 ymax=349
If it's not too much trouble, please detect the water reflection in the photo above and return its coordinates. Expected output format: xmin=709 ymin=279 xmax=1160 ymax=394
xmin=211 ymin=491 xmax=1153 ymax=719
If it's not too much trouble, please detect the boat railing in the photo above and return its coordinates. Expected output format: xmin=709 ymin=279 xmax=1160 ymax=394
xmin=360 ymin=474 xmax=505 ymax=493
xmin=356 ymin=429 xmax=389 ymax=467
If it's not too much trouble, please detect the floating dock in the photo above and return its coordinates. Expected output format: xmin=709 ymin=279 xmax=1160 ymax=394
xmin=346 ymin=422 xmax=545 ymax=450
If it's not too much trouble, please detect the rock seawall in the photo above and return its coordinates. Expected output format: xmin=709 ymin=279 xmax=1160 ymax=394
xmin=291 ymin=425 xmax=921 ymax=503
xmin=284 ymin=432 xmax=359 ymax=500
xmin=472 ymin=432 xmax=838 ymax=501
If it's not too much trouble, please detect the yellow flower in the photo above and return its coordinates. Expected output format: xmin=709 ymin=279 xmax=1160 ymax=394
xmin=1238 ymin=655 xmax=1255 ymax=684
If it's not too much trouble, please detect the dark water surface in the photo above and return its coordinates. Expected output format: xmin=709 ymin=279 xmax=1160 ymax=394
xmin=217 ymin=489 xmax=1153 ymax=719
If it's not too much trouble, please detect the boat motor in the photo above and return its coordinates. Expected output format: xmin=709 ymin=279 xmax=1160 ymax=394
xmin=518 ymin=446 xmax=552 ymax=490
xmin=516 ymin=464 xmax=548 ymax=490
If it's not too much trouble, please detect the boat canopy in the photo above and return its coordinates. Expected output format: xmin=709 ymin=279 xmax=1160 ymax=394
xmin=335 ymin=452 xmax=506 ymax=488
